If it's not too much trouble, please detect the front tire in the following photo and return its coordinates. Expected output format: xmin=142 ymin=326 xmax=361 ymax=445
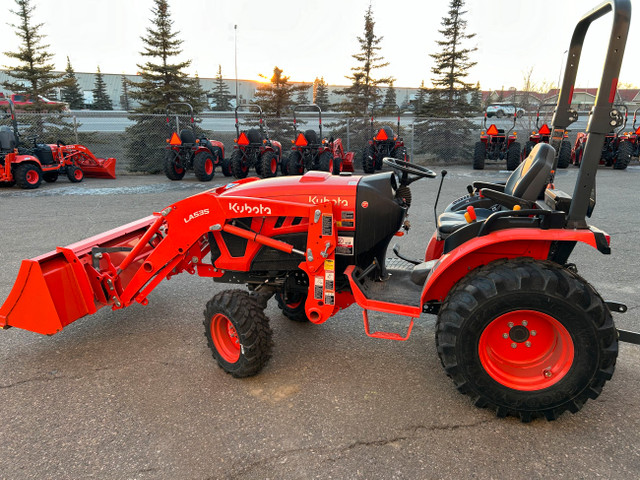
xmin=361 ymin=145 xmax=375 ymax=173
xmin=287 ymin=151 xmax=304 ymax=175
xmin=436 ymin=259 xmax=618 ymax=422
xmin=506 ymin=141 xmax=521 ymax=171
xmin=230 ymin=149 xmax=248 ymax=179
xmin=318 ymin=151 xmax=333 ymax=173
xmin=67 ymin=165 xmax=84 ymax=183
xmin=203 ymin=290 xmax=273 ymax=378
xmin=193 ymin=151 xmax=215 ymax=181
xmin=260 ymin=151 xmax=279 ymax=178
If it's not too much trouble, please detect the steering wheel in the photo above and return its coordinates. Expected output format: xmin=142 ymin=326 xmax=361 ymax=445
xmin=57 ymin=140 xmax=67 ymax=147
xmin=383 ymin=157 xmax=436 ymax=185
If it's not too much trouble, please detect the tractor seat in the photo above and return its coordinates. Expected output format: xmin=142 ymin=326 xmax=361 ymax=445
xmin=0 ymin=126 xmax=16 ymax=152
xmin=304 ymin=129 xmax=318 ymax=145
xmin=380 ymin=125 xmax=395 ymax=140
xmin=180 ymin=129 xmax=196 ymax=145
xmin=436 ymin=143 xmax=556 ymax=237
xmin=247 ymin=128 xmax=263 ymax=144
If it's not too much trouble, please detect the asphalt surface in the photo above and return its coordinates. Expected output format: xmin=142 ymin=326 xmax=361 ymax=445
xmin=1 ymin=164 xmax=639 ymax=479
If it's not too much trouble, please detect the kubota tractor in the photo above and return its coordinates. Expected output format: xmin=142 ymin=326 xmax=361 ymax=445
xmin=286 ymin=104 xmax=354 ymax=175
xmin=1 ymin=0 xmax=637 ymax=422
xmin=571 ymin=104 xmax=632 ymax=169
xmin=164 ymin=103 xmax=229 ymax=181
xmin=230 ymin=105 xmax=282 ymax=179
xmin=522 ymin=103 xmax=573 ymax=168
xmin=0 ymin=99 xmax=116 ymax=189
xmin=630 ymin=107 xmax=640 ymax=158
xmin=473 ymin=107 xmax=522 ymax=170
xmin=361 ymin=108 xmax=409 ymax=174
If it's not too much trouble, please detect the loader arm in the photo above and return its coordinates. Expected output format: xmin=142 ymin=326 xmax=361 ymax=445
xmin=0 ymin=183 xmax=337 ymax=335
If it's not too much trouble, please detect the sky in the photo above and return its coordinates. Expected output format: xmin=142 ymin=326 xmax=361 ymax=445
xmin=0 ymin=0 xmax=638 ymax=92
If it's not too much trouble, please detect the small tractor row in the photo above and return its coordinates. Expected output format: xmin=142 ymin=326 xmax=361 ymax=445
xmin=0 ymin=100 xmax=116 ymax=189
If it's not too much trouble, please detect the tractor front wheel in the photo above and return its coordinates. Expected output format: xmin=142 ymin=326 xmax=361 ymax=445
xmin=436 ymin=259 xmax=617 ymax=422
xmin=67 ymin=165 xmax=84 ymax=183
xmin=614 ymin=141 xmax=633 ymax=170
xmin=362 ymin=145 xmax=376 ymax=173
xmin=332 ymin=156 xmax=343 ymax=175
xmin=204 ymin=289 xmax=273 ymax=378
xmin=287 ymin=151 xmax=304 ymax=175
xmin=194 ymin=151 xmax=215 ymax=181
xmin=164 ymin=150 xmax=186 ymax=180
xmin=220 ymin=157 xmax=233 ymax=177
xmin=260 ymin=151 xmax=279 ymax=178
xmin=15 ymin=163 xmax=43 ymax=189
xmin=557 ymin=140 xmax=572 ymax=169
xmin=230 ymin=149 xmax=248 ymax=179
xmin=472 ymin=142 xmax=486 ymax=170
xmin=319 ymin=151 xmax=333 ymax=173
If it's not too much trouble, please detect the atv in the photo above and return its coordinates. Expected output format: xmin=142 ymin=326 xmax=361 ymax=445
xmin=163 ymin=102 xmax=229 ymax=181
xmin=473 ymin=106 xmax=521 ymax=170
xmin=230 ymin=105 xmax=282 ymax=179
xmin=522 ymin=103 xmax=572 ymax=168
xmin=1 ymin=0 xmax=637 ymax=422
xmin=0 ymin=99 xmax=116 ymax=189
xmin=361 ymin=107 xmax=409 ymax=174
xmin=286 ymin=104 xmax=354 ymax=175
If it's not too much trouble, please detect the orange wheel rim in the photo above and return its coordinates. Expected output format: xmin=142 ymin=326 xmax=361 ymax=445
xmin=211 ymin=313 xmax=240 ymax=363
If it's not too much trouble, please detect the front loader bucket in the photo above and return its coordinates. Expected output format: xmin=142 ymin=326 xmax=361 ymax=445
xmin=79 ymin=157 xmax=117 ymax=179
xmin=0 ymin=215 xmax=158 ymax=334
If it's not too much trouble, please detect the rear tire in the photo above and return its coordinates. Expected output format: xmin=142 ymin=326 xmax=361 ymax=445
xmin=194 ymin=151 xmax=215 ymax=181
xmin=287 ymin=151 xmax=304 ymax=175
xmin=614 ymin=141 xmax=633 ymax=170
xmin=436 ymin=259 xmax=617 ymax=422
xmin=362 ymin=145 xmax=375 ymax=173
xmin=332 ymin=156 xmax=342 ymax=174
xmin=557 ymin=140 xmax=571 ymax=169
xmin=472 ymin=141 xmax=485 ymax=170
xmin=506 ymin=141 xmax=521 ymax=171
xmin=318 ymin=151 xmax=333 ymax=172
xmin=14 ymin=163 xmax=42 ymax=189
xmin=67 ymin=165 xmax=84 ymax=183
xmin=260 ymin=151 xmax=279 ymax=178
xmin=203 ymin=290 xmax=273 ymax=378
xmin=164 ymin=150 xmax=185 ymax=180
xmin=43 ymin=171 xmax=59 ymax=183
xmin=231 ymin=149 xmax=248 ymax=179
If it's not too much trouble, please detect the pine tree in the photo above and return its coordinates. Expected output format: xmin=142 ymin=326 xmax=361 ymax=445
xmin=211 ymin=65 xmax=232 ymax=111
xmin=120 ymin=75 xmax=130 ymax=111
xmin=470 ymin=81 xmax=482 ymax=114
xmin=296 ymin=85 xmax=310 ymax=105
xmin=91 ymin=66 xmax=113 ymax=110
xmin=61 ymin=57 xmax=84 ymax=109
xmin=253 ymin=66 xmax=303 ymax=117
xmin=2 ymin=0 xmax=76 ymax=142
xmin=313 ymin=77 xmax=330 ymax=111
xmin=382 ymin=81 xmax=397 ymax=113
xmin=125 ymin=0 xmax=207 ymax=172
xmin=338 ymin=5 xmax=392 ymax=117
xmin=414 ymin=80 xmax=428 ymax=113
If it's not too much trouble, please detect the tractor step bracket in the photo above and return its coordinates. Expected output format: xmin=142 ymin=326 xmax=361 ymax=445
xmin=606 ymin=301 xmax=627 ymax=313
xmin=362 ymin=309 xmax=414 ymax=341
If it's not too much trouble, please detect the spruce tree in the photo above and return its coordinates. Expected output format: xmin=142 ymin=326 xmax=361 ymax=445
xmin=125 ymin=0 xmax=207 ymax=172
xmin=211 ymin=65 xmax=232 ymax=111
xmin=296 ymin=85 xmax=310 ymax=105
xmin=61 ymin=57 xmax=84 ymax=109
xmin=414 ymin=80 xmax=428 ymax=113
xmin=382 ymin=81 xmax=397 ymax=113
xmin=338 ymin=5 xmax=392 ymax=117
xmin=120 ymin=74 xmax=130 ymax=111
xmin=313 ymin=77 xmax=330 ymax=111
xmin=253 ymin=66 xmax=302 ymax=117
xmin=92 ymin=66 xmax=113 ymax=110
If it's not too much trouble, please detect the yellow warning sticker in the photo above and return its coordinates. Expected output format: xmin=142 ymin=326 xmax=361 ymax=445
xmin=324 ymin=259 xmax=335 ymax=271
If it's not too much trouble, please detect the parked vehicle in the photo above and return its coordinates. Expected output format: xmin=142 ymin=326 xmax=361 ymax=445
xmin=522 ymin=103 xmax=572 ymax=168
xmin=486 ymin=103 xmax=525 ymax=118
xmin=362 ymin=108 xmax=410 ymax=173
xmin=0 ymin=92 xmax=68 ymax=111
xmin=473 ymin=108 xmax=521 ymax=170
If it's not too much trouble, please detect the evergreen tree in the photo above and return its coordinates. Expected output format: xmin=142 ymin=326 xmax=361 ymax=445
xmin=253 ymin=66 xmax=303 ymax=117
xmin=470 ymin=81 xmax=482 ymax=114
xmin=92 ymin=66 xmax=113 ymax=110
xmin=211 ymin=64 xmax=232 ymax=111
xmin=313 ymin=77 xmax=330 ymax=111
xmin=382 ymin=81 xmax=397 ymax=113
xmin=61 ymin=57 xmax=84 ymax=109
xmin=125 ymin=0 xmax=207 ymax=172
xmin=120 ymin=74 xmax=130 ymax=111
xmin=2 ymin=0 xmax=75 ymax=142
xmin=338 ymin=5 xmax=392 ymax=117
xmin=296 ymin=85 xmax=310 ymax=105
xmin=414 ymin=80 xmax=428 ymax=113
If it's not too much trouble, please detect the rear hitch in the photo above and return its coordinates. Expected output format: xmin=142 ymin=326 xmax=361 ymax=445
xmin=606 ymin=301 xmax=640 ymax=345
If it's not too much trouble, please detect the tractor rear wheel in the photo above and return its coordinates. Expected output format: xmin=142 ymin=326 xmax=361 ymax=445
xmin=14 ymin=163 xmax=43 ymax=189
xmin=522 ymin=141 xmax=535 ymax=161
xmin=557 ymin=140 xmax=571 ymax=169
xmin=203 ymin=289 xmax=273 ymax=378
xmin=287 ymin=151 xmax=304 ymax=175
xmin=436 ymin=259 xmax=617 ymax=422
xmin=332 ymin=155 xmax=343 ymax=174
xmin=573 ymin=143 xmax=584 ymax=166
xmin=220 ymin=157 xmax=233 ymax=177
xmin=67 ymin=165 xmax=84 ymax=183
xmin=319 ymin=151 xmax=333 ymax=173
xmin=260 ymin=151 xmax=279 ymax=178
xmin=472 ymin=142 xmax=486 ymax=170
xmin=275 ymin=291 xmax=309 ymax=322
xmin=614 ymin=141 xmax=633 ymax=170
xmin=194 ymin=151 xmax=215 ymax=181
xmin=164 ymin=150 xmax=185 ymax=180
xmin=43 ymin=171 xmax=59 ymax=183
xmin=506 ymin=142 xmax=521 ymax=171
xmin=362 ymin=145 xmax=376 ymax=173
xmin=231 ymin=149 xmax=248 ymax=179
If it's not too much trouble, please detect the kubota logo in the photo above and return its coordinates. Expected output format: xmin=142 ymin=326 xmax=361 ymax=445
xmin=308 ymin=195 xmax=349 ymax=207
xmin=228 ymin=202 xmax=272 ymax=215
xmin=184 ymin=209 xmax=210 ymax=223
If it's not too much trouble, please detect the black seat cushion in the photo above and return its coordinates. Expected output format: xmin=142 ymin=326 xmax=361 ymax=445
xmin=304 ymin=129 xmax=318 ymax=145
xmin=247 ymin=128 xmax=263 ymax=144
xmin=35 ymin=144 xmax=55 ymax=165
xmin=180 ymin=129 xmax=196 ymax=145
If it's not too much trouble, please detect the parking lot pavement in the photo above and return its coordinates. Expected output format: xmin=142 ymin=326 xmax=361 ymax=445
xmin=1 ymin=165 xmax=639 ymax=479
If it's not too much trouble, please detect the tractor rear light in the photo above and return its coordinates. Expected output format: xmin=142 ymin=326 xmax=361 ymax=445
xmin=169 ymin=132 xmax=181 ymax=145
xmin=237 ymin=132 xmax=250 ymax=146
xmin=605 ymin=234 xmax=611 ymax=246
xmin=375 ymin=128 xmax=388 ymax=141
xmin=539 ymin=124 xmax=551 ymax=135
xmin=295 ymin=133 xmax=308 ymax=146
xmin=513 ymin=131 xmax=518 ymax=137
xmin=486 ymin=124 xmax=499 ymax=136
xmin=196 ymin=139 xmax=200 ymax=143
xmin=481 ymin=131 xmax=485 ymax=135
xmin=263 ymin=139 xmax=267 ymax=144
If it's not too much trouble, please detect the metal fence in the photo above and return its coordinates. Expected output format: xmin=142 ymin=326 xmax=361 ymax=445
xmin=1 ymin=110 xmax=582 ymax=173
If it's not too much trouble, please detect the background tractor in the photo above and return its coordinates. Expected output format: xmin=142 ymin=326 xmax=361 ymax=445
xmin=522 ymin=103 xmax=572 ymax=168
xmin=163 ymin=102 xmax=229 ymax=181
xmin=230 ymin=105 xmax=282 ymax=179
xmin=473 ymin=107 xmax=521 ymax=170
xmin=286 ymin=104 xmax=354 ymax=175
xmin=571 ymin=104 xmax=632 ymax=169
xmin=361 ymin=107 xmax=409 ymax=174
xmin=0 ymin=99 xmax=116 ymax=189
